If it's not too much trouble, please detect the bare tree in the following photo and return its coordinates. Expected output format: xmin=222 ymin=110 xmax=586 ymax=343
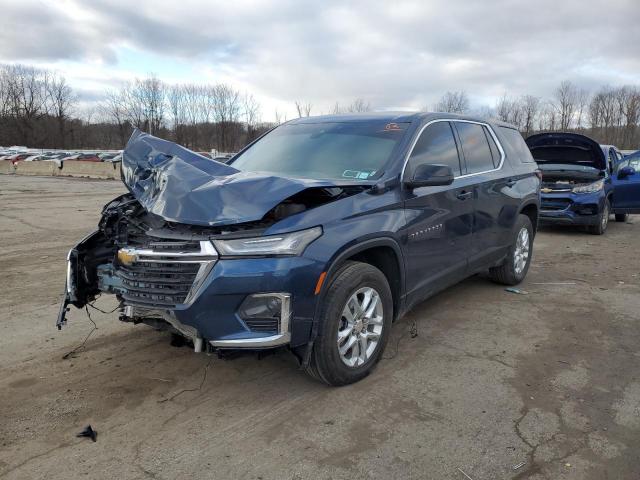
xmin=46 ymin=74 xmax=76 ymax=148
xmin=242 ymin=93 xmax=261 ymax=143
xmin=2 ymin=64 xmax=50 ymax=145
xmin=553 ymin=80 xmax=579 ymax=130
xmin=331 ymin=98 xmax=371 ymax=114
xmin=98 ymin=88 xmax=130 ymax=146
xmin=167 ymin=84 xmax=187 ymax=143
xmin=212 ymin=83 xmax=241 ymax=151
xmin=294 ymin=100 xmax=312 ymax=117
xmin=433 ymin=91 xmax=469 ymax=114
xmin=619 ymin=86 xmax=640 ymax=148
xmin=520 ymin=95 xmax=540 ymax=137
xmin=575 ymin=88 xmax=590 ymax=130
xmin=274 ymin=108 xmax=286 ymax=125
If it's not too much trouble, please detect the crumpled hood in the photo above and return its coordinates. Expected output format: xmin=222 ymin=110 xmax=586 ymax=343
xmin=121 ymin=129 xmax=362 ymax=226
xmin=525 ymin=132 xmax=606 ymax=171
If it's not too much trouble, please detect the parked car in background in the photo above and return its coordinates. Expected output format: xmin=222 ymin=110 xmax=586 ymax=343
xmin=62 ymin=153 xmax=102 ymax=162
xmin=7 ymin=153 xmax=31 ymax=164
xmin=98 ymin=152 xmax=119 ymax=161
xmin=527 ymin=133 xmax=619 ymax=234
xmin=101 ymin=152 xmax=122 ymax=162
xmin=58 ymin=113 xmax=540 ymax=385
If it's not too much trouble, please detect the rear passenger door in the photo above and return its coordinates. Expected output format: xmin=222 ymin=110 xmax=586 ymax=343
xmin=452 ymin=121 xmax=514 ymax=270
xmin=403 ymin=121 xmax=473 ymax=305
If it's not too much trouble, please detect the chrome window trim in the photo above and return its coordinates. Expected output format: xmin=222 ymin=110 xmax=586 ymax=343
xmin=401 ymin=118 xmax=506 ymax=182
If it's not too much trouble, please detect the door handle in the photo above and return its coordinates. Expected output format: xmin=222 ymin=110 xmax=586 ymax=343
xmin=506 ymin=178 xmax=517 ymax=188
xmin=456 ymin=190 xmax=473 ymax=200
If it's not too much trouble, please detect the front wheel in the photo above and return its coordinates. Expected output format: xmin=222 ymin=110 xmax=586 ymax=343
xmin=489 ymin=214 xmax=533 ymax=285
xmin=306 ymin=261 xmax=393 ymax=386
xmin=587 ymin=198 xmax=610 ymax=235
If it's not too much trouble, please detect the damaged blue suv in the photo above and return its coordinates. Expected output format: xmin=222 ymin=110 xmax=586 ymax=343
xmin=58 ymin=113 xmax=540 ymax=385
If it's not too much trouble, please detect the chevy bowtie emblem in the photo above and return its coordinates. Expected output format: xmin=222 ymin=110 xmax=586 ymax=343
xmin=117 ymin=249 xmax=137 ymax=265
xmin=541 ymin=188 xmax=553 ymax=193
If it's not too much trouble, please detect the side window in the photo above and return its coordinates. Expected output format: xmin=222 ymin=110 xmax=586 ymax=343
xmin=408 ymin=121 xmax=462 ymax=176
xmin=483 ymin=126 xmax=501 ymax=168
xmin=498 ymin=127 xmax=535 ymax=163
xmin=608 ymin=149 xmax=616 ymax=175
xmin=454 ymin=122 xmax=495 ymax=174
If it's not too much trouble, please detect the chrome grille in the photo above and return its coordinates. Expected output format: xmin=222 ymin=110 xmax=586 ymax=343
xmin=114 ymin=239 xmax=218 ymax=309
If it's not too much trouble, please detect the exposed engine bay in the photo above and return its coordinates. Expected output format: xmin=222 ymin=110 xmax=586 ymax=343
xmin=539 ymin=164 xmax=603 ymax=192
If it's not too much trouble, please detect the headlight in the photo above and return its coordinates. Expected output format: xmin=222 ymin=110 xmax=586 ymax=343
xmin=572 ymin=179 xmax=604 ymax=194
xmin=212 ymin=226 xmax=322 ymax=257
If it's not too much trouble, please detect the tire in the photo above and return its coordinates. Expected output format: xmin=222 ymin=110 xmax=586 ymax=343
xmin=615 ymin=213 xmax=628 ymax=223
xmin=306 ymin=261 xmax=393 ymax=386
xmin=489 ymin=214 xmax=533 ymax=286
xmin=587 ymin=198 xmax=610 ymax=235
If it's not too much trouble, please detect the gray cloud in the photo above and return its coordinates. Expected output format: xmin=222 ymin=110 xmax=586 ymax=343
xmin=1 ymin=0 xmax=639 ymax=111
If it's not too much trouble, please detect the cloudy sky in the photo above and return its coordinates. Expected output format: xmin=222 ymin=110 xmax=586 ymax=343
xmin=1 ymin=0 xmax=638 ymax=120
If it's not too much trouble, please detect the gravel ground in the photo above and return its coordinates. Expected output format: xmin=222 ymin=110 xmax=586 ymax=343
xmin=0 ymin=175 xmax=639 ymax=480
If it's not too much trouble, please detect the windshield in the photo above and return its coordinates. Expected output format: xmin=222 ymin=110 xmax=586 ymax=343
xmin=230 ymin=121 xmax=408 ymax=181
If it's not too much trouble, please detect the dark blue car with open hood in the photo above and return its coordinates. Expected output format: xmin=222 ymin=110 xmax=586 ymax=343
xmin=58 ymin=113 xmax=540 ymax=385
xmin=526 ymin=132 xmax=638 ymax=234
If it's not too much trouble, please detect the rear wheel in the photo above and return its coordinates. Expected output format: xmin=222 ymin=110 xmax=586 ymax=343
xmin=615 ymin=213 xmax=628 ymax=223
xmin=587 ymin=198 xmax=610 ymax=235
xmin=489 ymin=214 xmax=533 ymax=286
xmin=306 ymin=261 xmax=393 ymax=386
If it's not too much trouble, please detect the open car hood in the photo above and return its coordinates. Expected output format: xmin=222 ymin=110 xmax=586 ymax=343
xmin=525 ymin=132 xmax=606 ymax=171
xmin=121 ymin=129 xmax=368 ymax=226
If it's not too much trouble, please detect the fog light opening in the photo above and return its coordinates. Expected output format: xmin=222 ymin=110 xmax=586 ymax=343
xmin=238 ymin=293 xmax=291 ymax=335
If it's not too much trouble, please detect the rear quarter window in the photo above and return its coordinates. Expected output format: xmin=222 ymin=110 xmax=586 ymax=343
xmin=454 ymin=122 xmax=494 ymax=174
xmin=483 ymin=126 xmax=501 ymax=168
xmin=499 ymin=127 xmax=535 ymax=163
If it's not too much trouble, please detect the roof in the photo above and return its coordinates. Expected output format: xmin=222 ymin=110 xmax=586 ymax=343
xmin=286 ymin=111 xmax=517 ymax=129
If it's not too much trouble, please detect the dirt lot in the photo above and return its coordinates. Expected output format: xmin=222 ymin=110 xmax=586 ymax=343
xmin=1 ymin=175 xmax=639 ymax=480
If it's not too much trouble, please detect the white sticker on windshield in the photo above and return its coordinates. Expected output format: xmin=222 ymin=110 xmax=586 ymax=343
xmin=343 ymin=170 xmax=375 ymax=179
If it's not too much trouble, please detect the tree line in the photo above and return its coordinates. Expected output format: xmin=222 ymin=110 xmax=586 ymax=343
xmin=1 ymin=63 xmax=639 ymax=151
xmin=434 ymin=82 xmax=640 ymax=148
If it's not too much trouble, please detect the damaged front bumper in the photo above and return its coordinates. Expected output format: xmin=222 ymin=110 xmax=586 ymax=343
xmin=58 ymin=231 xmax=322 ymax=350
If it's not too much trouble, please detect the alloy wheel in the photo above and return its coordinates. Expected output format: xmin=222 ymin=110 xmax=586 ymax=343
xmin=601 ymin=203 xmax=609 ymax=230
xmin=337 ymin=287 xmax=384 ymax=367
xmin=513 ymin=227 xmax=530 ymax=275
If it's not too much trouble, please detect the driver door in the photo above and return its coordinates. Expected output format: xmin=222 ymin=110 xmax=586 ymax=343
xmin=403 ymin=121 xmax=473 ymax=307
xmin=613 ymin=157 xmax=640 ymax=213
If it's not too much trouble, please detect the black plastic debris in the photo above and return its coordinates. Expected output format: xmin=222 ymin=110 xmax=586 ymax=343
xmin=77 ymin=425 xmax=97 ymax=442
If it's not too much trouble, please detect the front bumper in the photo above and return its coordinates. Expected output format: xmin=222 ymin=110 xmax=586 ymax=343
xmin=61 ymin=235 xmax=325 ymax=349
xmin=539 ymin=192 xmax=603 ymax=226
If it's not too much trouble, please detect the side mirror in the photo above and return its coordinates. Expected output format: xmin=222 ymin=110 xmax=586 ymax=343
xmin=405 ymin=164 xmax=454 ymax=189
xmin=618 ymin=166 xmax=636 ymax=179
